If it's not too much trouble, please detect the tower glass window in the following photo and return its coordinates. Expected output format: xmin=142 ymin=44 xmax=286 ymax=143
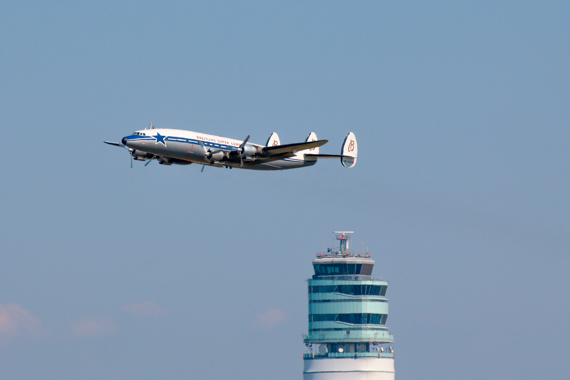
xmin=309 ymin=285 xmax=386 ymax=296
xmin=309 ymin=313 xmax=387 ymax=325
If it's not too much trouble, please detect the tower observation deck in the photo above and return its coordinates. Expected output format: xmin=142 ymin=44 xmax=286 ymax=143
xmin=302 ymin=232 xmax=395 ymax=380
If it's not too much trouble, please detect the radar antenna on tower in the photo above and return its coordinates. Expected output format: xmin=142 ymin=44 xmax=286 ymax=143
xmin=333 ymin=231 xmax=354 ymax=255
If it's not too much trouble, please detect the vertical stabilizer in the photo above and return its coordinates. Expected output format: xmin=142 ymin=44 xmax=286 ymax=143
xmin=266 ymin=132 xmax=280 ymax=147
xmin=341 ymin=132 xmax=357 ymax=168
xmin=302 ymin=132 xmax=319 ymax=155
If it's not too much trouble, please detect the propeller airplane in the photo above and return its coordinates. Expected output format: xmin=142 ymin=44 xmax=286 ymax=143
xmin=104 ymin=124 xmax=358 ymax=171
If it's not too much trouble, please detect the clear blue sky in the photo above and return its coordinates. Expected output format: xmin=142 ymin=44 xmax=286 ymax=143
xmin=1 ymin=1 xmax=568 ymax=379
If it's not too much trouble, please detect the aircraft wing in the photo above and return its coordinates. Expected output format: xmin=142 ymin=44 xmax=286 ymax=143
xmin=261 ymin=140 xmax=328 ymax=156
xmin=224 ymin=152 xmax=296 ymax=166
xmin=252 ymin=152 xmax=296 ymax=163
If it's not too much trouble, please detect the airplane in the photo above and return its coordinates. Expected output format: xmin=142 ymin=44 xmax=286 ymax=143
xmin=104 ymin=124 xmax=358 ymax=171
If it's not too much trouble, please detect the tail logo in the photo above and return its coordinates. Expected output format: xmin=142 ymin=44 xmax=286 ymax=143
xmin=310 ymin=138 xmax=317 ymax=151
xmin=348 ymin=140 xmax=355 ymax=152
xmin=272 ymin=140 xmax=279 ymax=146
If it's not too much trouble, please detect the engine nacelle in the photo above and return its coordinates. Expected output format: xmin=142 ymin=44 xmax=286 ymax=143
xmin=240 ymin=144 xmax=258 ymax=158
xmin=154 ymin=156 xmax=191 ymax=165
xmin=156 ymin=156 xmax=172 ymax=165
xmin=207 ymin=151 xmax=225 ymax=161
xmin=170 ymin=158 xmax=192 ymax=165
xmin=130 ymin=150 xmax=152 ymax=161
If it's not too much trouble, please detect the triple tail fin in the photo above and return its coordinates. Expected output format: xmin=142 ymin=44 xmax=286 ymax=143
xmin=301 ymin=132 xmax=319 ymax=155
xmin=303 ymin=132 xmax=358 ymax=168
xmin=266 ymin=132 xmax=280 ymax=147
xmin=340 ymin=132 xmax=357 ymax=168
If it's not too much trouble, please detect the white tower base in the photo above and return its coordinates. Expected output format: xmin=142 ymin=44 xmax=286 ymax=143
xmin=303 ymin=357 xmax=395 ymax=380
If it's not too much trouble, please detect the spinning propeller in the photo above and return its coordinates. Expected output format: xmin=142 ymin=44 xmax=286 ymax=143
xmin=144 ymin=156 xmax=156 ymax=166
xmin=198 ymin=140 xmax=227 ymax=172
xmin=104 ymin=141 xmax=134 ymax=168
xmin=235 ymin=135 xmax=250 ymax=168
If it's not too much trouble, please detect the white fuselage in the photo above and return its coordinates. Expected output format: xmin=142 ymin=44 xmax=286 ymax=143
xmin=122 ymin=128 xmax=316 ymax=170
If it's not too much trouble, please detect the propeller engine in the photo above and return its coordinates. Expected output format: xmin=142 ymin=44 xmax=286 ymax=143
xmin=239 ymin=143 xmax=257 ymax=158
xmin=199 ymin=140 xmax=227 ymax=163
xmin=205 ymin=150 xmax=225 ymax=161
xmin=130 ymin=150 xmax=153 ymax=161
xmin=234 ymin=136 xmax=262 ymax=167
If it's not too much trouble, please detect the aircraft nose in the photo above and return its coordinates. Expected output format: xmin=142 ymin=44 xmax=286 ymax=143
xmin=122 ymin=137 xmax=127 ymax=145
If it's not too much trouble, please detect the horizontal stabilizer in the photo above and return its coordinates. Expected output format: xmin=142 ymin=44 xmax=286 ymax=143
xmin=305 ymin=154 xmax=346 ymax=159
xmin=262 ymin=139 xmax=328 ymax=156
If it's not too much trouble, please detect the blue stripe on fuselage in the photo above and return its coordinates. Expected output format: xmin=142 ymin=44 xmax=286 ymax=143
xmin=124 ymin=134 xmax=238 ymax=152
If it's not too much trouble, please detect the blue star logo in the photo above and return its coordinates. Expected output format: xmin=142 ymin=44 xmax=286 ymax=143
xmin=153 ymin=132 xmax=167 ymax=146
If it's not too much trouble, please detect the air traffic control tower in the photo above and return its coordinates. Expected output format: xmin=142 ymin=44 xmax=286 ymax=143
xmin=302 ymin=231 xmax=395 ymax=380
